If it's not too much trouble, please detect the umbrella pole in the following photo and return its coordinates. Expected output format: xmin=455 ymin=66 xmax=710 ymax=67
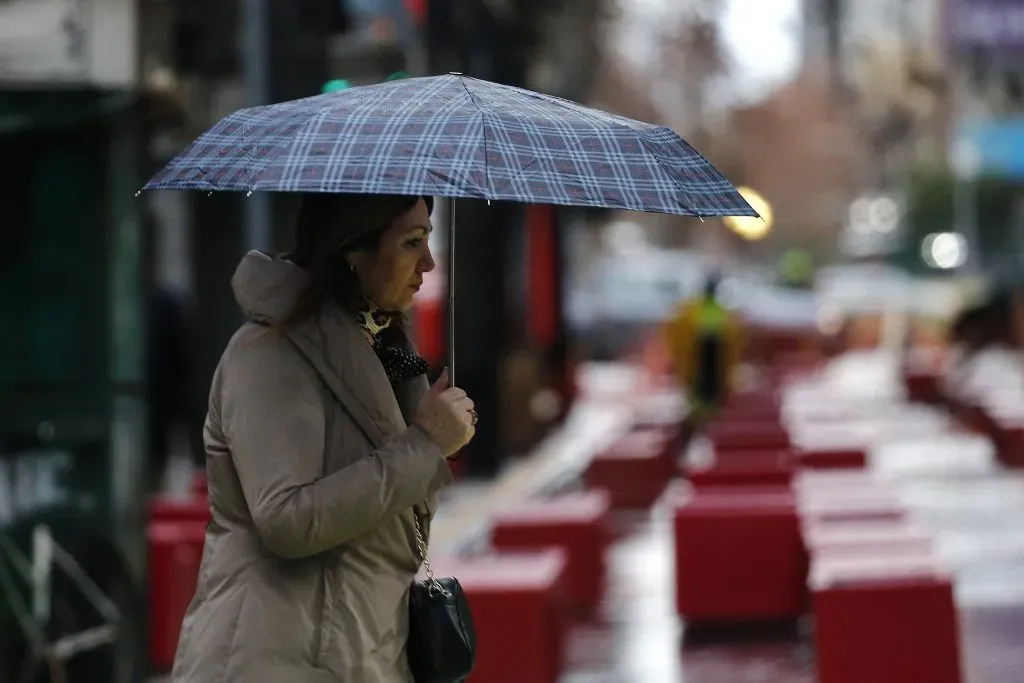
xmin=446 ymin=197 xmax=456 ymax=385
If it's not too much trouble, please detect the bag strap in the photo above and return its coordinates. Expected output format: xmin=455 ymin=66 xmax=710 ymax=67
xmin=413 ymin=511 xmax=451 ymax=596
xmin=411 ymin=513 xmax=432 ymax=570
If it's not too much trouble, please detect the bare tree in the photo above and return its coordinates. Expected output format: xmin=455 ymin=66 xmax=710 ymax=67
xmin=713 ymin=68 xmax=872 ymax=259
xmin=656 ymin=2 xmax=729 ymax=140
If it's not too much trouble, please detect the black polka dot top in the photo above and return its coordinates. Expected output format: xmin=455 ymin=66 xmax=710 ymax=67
xmin=356 ymin=300 xmax=429 ymax=384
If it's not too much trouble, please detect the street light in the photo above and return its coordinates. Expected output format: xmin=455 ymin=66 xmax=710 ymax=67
xmin=921 ymin=232 xmax=968 ymax=270
xmin=723 ymin=186 xmax=773 ymax=241
xmin=322 ymin=72 xmax=407 ymax=94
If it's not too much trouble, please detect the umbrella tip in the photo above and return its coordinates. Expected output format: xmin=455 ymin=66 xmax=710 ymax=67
xmin=134 ymin=190 xmax=142 ymax=198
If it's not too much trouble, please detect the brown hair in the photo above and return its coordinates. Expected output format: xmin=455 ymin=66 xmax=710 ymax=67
xmin=286 ymin=192 xmax=433 ymax=325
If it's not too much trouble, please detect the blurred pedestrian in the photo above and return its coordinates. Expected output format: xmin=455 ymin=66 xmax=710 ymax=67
xmin=946 ymin=293 xmax=1021 ymax=397
xmin=145 ymin=284 xmax=190 ymax=492
xmin=664 ymin=274 xmax=744 ymax=434
xmin=170 ymin=193 xmax=476 ymax=683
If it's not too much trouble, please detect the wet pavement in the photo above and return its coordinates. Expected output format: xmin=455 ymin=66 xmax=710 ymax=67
xmin=562 ymin=510 xmax=817 ymax=683
xmin=556 ymin=358 xmax=1024 ymax=683
xmin=559 ymin=507 xmax=1024 ymax=683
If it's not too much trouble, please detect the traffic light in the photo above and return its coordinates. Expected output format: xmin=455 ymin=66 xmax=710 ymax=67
xmin=321 ymin=71 xmax=407 ymax=94
xmin=322 ymin=79 xmax=352 ymax=93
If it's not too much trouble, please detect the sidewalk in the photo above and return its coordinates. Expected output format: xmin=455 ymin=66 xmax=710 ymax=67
xmin=557 ymin=354 xmax=1024 ymax=683
xmin=429 ymin=363 xmax=643 ymax=555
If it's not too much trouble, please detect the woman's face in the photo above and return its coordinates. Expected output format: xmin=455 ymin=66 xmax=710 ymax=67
xmin=352 ymin=199 xmax=435 ymax=312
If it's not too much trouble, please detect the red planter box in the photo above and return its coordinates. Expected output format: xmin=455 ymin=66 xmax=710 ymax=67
xmin=490 ymin=491 xmax=611 ymax=614
xmin=673 ymin=491 xmax=807 ymax=623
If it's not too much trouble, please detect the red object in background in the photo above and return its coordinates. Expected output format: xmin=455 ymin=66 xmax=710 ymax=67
xmin=525 ymin=203 xmax=579 ymax=416
xmin=586 ymin=429 xmax=673 ymax=509
xmin=526 ymin=204 xmax=559 ymax=349
xmin=992 ymin=420 xmax=1024 ymax=468
xmin=148 ymin=521 xmax=207 ymax=671
xmin=190 ymin=472 xmax=209 ymax=497
xmin=412 ymin=283 xmax=443 ymax=368
xmin=447 ymin=453 xmax=466 ymax=478
xmin=430 ymin=552 xmax=570 ymax=683
xmin=404 ymin=0 xmax=426 ymax=23
xmin=722 ymin=391 xmax=780 ymax=416
xmin=797 ymin=447 xmax=867 ymax=470
xmin=812 ymin=558 xmax=963 ymax=683
xmin=673 ymin=491 xmax=807 ymax=622
xmin=745 ymin=323 xmax=820 ymax=364
xmin=490 ymin=491 xmax=611 ymax=615
xmin=685 ymin=449 xmax=795 ymax=490
xmin=149 ymin=495 xmax=212 ymax=525
xmin=903 ymin=368 xmax=942 ymax=403
xmin=706 ymin=420 xmax=791 ymax=452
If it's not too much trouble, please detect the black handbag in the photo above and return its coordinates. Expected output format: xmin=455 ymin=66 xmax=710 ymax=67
xmin=406 ymin=511 xmax=477 ymax=683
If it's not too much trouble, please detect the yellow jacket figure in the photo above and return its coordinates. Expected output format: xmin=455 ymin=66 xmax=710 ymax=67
xmin=664 ymin=277 xmax=744 ymax=418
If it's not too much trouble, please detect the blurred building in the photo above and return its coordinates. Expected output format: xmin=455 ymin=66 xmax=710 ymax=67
xmin=719 ymin=71 xmax=871 ymax=259
xmin=948 ymin=0 xmax=1024 ymax=173
xmin=802 ymin=0 xmax=948 ymax=178
xmin=799 ymin=0 xmax=950 ymax=268
xmin=0 ymin=1 xmax=149 ymax=678
xmin=140 ymin=0 xmax=365 ymax=458
xmin=802 ymin=0 xmax=940 ymax=73
xmin=0 ymin=0 xmax=145 ymax=530
xmin=945 ymin=0 xmax=1024 ymax=280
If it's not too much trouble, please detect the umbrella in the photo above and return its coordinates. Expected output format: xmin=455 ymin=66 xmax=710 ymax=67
xmin=143 ymin=73 xmax=756 ymax=379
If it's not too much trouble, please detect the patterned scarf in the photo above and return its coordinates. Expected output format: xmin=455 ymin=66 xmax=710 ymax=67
xmin=356 ymin=299 xmax=430 ymax=384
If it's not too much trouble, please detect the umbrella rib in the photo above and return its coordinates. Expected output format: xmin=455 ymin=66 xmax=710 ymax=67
xmin=634 ymin=134 xmax=700 ymax=217
xmin=512 ymin=89 xmax=657 ymax=210
xmin=455 ymin=75 xmax=492 ymax=200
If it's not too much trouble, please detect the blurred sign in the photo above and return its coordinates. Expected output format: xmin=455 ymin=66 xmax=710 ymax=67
xmin=956 ymin=118 xmax=1024 ymax=178
xmin=946 ymin=0 xmax=1024 ymax=50
xmin=0 ymin=0 xmax=137 ymax=88
xmin=0 ymin=448 xmax=72 ymax=526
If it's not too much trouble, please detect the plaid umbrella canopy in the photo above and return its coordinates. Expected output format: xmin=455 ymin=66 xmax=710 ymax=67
xmin=144 ymin=73 xmax=754 ymax=218
xmin=144 ymin=73 xmax=755 ymax=377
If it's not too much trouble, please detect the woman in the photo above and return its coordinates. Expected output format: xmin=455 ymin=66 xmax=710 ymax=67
xmin=171 ymin=193 xmax=476 ymax=683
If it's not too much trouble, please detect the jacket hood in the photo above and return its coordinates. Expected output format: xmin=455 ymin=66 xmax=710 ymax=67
xmin=230 ymin=251 xmax=308 ymax=325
